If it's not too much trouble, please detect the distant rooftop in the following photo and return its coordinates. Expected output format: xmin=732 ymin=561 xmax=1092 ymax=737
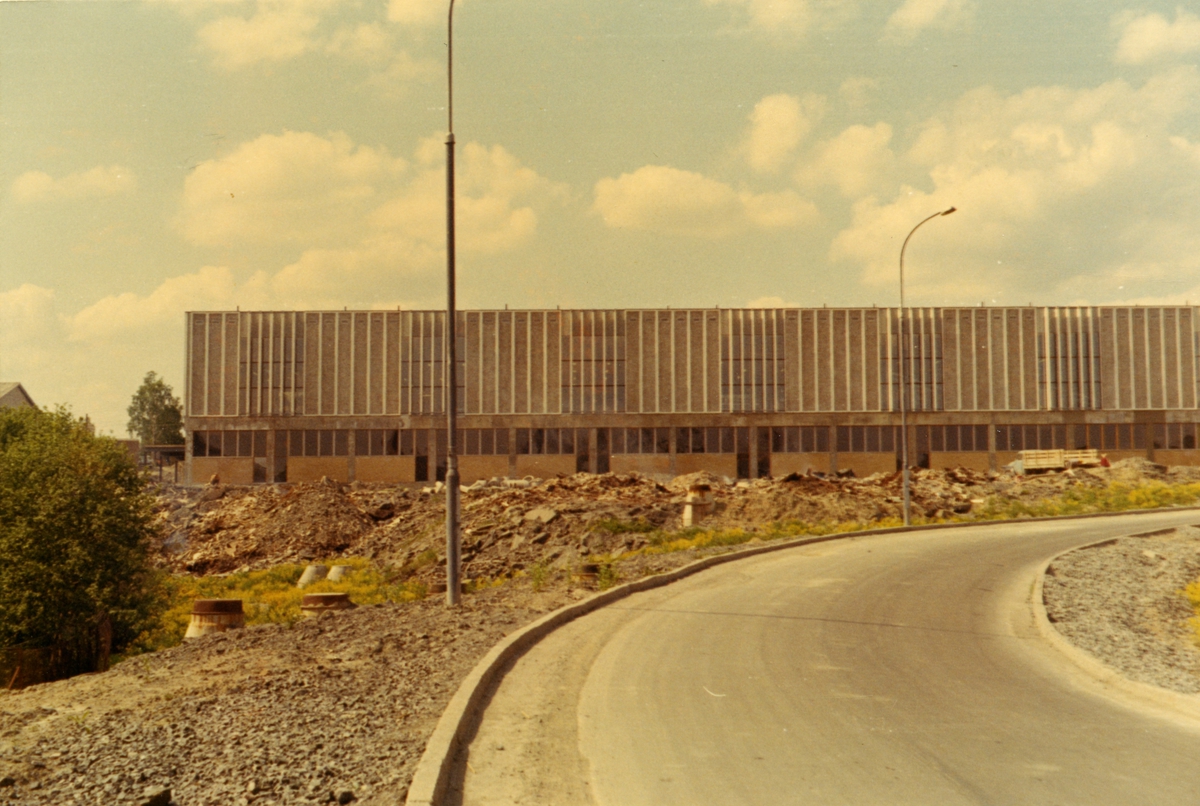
xmin=0 ymin=382 xmax=36 ymax=410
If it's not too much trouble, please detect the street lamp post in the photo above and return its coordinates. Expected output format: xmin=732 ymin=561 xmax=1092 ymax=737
xmin=898 ymin=206 xmax=956 ymax=527
xmin=444 ymin=0 xmax=461 ymax=606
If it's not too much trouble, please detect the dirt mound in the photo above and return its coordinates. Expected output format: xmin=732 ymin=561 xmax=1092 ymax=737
xmin=1100 ymin=457 xmax=1169 ymax=483
xmin=152 ymin=467 xmax=1010 ymax=579
xmin=160 ymin=479 xmax=378 ymax=574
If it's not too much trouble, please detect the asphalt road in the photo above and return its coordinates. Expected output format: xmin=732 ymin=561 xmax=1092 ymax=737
xmin=453 ymin=512 xmax=1200 ymax=806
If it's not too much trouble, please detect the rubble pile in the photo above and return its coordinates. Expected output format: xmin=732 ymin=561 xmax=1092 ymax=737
xmin=154 ymin=467 xmax=1002 ymax=578
xmin=158 ymin=479 xmax=377 ymax=574
xmin=151 ymin=457 xmax=1200 ymax=580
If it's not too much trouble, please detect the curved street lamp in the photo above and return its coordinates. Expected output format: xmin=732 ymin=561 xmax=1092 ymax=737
xmin=898 ymin=206 xmax=956 ymax=527
xmin=445 ymin=0 xmax=461 ymax=605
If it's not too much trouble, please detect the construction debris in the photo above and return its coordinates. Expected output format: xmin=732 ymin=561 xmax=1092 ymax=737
xmin=148 ymin=458 xmax=1200 ymax=581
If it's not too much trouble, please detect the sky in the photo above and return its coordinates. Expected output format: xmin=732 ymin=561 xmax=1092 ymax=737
xmin=4 ymin=0 xmax=1200 ymax=434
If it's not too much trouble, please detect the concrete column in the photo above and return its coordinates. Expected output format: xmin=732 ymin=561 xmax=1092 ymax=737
xmin=507 ymin=427 xmax=517 ymax=478
xmin=829 ymin=423 xmax=838 ymax=473
xmin=749 ymin=426 xmax=759 ymax=479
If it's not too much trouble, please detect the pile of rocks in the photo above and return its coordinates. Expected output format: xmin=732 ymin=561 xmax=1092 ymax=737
xmin=154 ymin=467 xmax=1008 ymax=579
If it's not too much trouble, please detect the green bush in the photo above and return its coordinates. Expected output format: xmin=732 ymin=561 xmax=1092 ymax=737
xmin=0 ymin=407 xmax=158 ymax=679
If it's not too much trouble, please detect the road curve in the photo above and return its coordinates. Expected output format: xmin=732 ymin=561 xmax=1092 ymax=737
xmin=450 ymin=512 xmax=1200 ymax=806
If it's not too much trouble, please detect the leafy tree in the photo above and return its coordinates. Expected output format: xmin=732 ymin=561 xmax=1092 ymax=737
xmin=0 ymin=406 xmax=159 ymax=680
xmin=126 ymin=371 xmax=184 ymax=444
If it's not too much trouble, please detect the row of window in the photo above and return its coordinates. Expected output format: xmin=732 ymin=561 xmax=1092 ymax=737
xmin=193 ymin=422 xmax=1200 ymax=460
xmin=192 ymin=430 xmax=268 ymax=458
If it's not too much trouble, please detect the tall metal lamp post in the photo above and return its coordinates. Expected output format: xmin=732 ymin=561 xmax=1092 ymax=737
xmin=444 ymin=0 xmax=461 ymax=605
xmin=898 ymin=206 xmax=956 ymax=526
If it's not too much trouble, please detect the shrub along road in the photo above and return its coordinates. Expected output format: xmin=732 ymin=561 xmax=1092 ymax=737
xmin=450 ymin=510 xmax=1200 ymax=806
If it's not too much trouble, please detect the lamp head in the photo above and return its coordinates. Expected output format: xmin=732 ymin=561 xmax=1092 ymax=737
xmin=941 ymin=206 xmax=957 ymax=216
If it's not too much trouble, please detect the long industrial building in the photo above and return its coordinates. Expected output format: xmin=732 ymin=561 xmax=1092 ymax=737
xmin=183 ymin=306 xmax=1200 ymax=485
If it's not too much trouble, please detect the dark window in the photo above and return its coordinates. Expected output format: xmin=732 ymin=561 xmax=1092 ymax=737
xmin=516 ymin=429 xmax=531 ymax=455
xmin=655 ymin=428 xmax=671 ymax=454
xmin=193 ymin=431 xmax=209 ymax=457
xmin=677 ymin=428 xmax=691 ymax=454
xmin=546 ymin=429 xmax=559 ymax=454
xmin=400 ymin=430 xmax=415 ymax=456
xmin=773 ymin=427 xmax=788 ymax=453
xmin=596 ymin=428 xmax=610 ymax=473
xmin=253 ymin=431 xmax=267 ymax=458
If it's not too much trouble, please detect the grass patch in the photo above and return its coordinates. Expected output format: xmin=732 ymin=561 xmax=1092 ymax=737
xmin=597 ymin=563 xmax=619 ymax=590
xmin=617 ymin=480 xmax=1200 ymax=564
xmin=976 ymin=481 xmax=1200 ymax=520
xmin=528 ymin=561 xmax=551 ymax=592
xmin=124 ymin=557 xmax=425 ymax=657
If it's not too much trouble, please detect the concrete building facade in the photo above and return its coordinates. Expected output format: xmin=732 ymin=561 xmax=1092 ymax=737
xmin=183 ymin=306 xmax=1200 ymax=485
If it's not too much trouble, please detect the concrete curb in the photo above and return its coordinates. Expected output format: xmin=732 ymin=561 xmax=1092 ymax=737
xmin=1031 ymin=525 xmax=1200 ymax=725
xmin=404 ymin=504 xmax=1200 ymax=805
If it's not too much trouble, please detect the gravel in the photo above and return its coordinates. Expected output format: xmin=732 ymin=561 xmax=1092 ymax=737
xmin=1043 ymin=524 xmax=1200 ymax=693
xmin=0 ymin=587 xmax=576 ymax=805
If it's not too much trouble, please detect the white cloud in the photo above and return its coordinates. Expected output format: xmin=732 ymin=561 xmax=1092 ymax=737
xmin=1115 ymin=8 xmax=1200 ymax=65
xmin=176 ymin=129 xmax=562 ymax=308
xmin=67 ymin=266 xmax=242 ymax=344
xmin=830 ymin=69 xmax=1200 ymax=304
xmin=187 ymin=0 xmax=442 ymax=77
xmin=177 ymin=130 xmax=409 ymax=247
xmin=883 ymin=0 xmax=973 ymax=42
xmin=592 ymin=164 xmax=817 ymax=238
xmin=705 ymin=0 xmax=857 ymax=36
xmin=370 ymin=138 xmax=566 ymax=255
xmin=197 ymin=3 xmax=324 ymax=69
xmin=739 ymin=93 xmax=825 ymax=173
xmin=10 ymin=165 xmax=135 ymax=203
xmin=797 ymin=122 xmax=895 ymax=197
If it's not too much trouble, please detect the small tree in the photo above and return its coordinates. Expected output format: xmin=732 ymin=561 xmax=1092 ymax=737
xmin=0 ymin=407 xmax=159 ymax=681
xmin=126 ymin=371 xmax=184 ymax=445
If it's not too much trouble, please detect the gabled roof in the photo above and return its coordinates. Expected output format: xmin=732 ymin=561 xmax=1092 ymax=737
xmin=0 ymin=382 xmax=36 ymax=410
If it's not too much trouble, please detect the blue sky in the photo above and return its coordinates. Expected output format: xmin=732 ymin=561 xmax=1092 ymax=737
xmin=3 ymin=0 xmax=1200 ymax=433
